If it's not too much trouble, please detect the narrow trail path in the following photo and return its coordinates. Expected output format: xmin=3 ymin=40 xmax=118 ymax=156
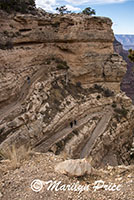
xmin=80 ymin=111 xmax=112 ymax=159
xmin=0 ymin=63 xmax=113 ymax=159
xmin=34 ymin=110 xmax=105 ymax=152
xmin=0 ymin=65 xmax=49 ymax=122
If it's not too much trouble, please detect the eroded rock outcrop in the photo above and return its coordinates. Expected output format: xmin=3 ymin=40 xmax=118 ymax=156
xmin=0 ymin=12 xmax=134 ymax=167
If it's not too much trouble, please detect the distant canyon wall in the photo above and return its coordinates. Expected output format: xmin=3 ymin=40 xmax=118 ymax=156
xmin=115 ymin=34 xmax=134 ymax=50
xmin=114 ymin=38 xmax=134 ymax=103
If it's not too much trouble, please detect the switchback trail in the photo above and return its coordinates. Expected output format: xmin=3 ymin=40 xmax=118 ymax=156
xmin=34 ymin=110 xmax=105 ymax=152
xmin=80 ymin=111 xmax=112 ymax=159
xmin=0 ymin=65 xmax=49 ymax=122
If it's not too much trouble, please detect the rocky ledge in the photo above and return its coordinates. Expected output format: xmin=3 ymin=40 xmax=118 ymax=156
xmin=0 ymin=12 xmax=134 ymax=167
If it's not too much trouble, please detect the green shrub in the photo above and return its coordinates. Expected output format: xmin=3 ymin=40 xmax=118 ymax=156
xmin=96 ymin=95 xmax=101 ymax=100
xmin=56 ymin=5 xmax=71 ymax=15
xmin=94 ymin=84 xmax=103 ymax=92
xmin=56 ymin=58 xmax=69 ymax=70
xmin=76 ymin=82 xmax=81 ymax=87
xmin=82 ymin=7 xmax=96 ymax=16
xmin=112 ymin=103 xmax=117 ymax=108
xmin=57 ymin=63 xmax=69 ymax=70
xmin=94 ymin=84 xmax=114 ymax=97
xmin=112 ymin=101 xmax=117 ymax=108
xmin=114 ymin=108 xmax=128 ymax=118
xmin=0 ymin=43 xmax=5 ymax=50
xmin=114 ymin=114 xmax=120 ymax=122
xmin=46 ymin=60 xmax=51 ymax=65
xmin=103 ymin=88 xmax=114 ymax=97
xmin=55 ymin=58 xmax=67 ymax=65
xmin=52 ymin=22 xmax=60 ymax=28
xmin=92 ymin=116 xmax=98 ymax=120
xmin=128 ymin=49 xmax=134 ymax=62
xmin=0 ymin=0 xmax=35 ymax=13
xmin=0 ymin=41 xmax=13 ymax=50
xmin=5 ymin=41 xmax=13 ymax=49
xmin=46 ymin=56 xmax=69 ymax=69
xmin=112 ymin=122 xmax=117 ymax=128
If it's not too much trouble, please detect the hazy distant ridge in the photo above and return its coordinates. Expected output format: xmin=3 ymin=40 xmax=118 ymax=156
xmin=115 ymin=34 xmax=134 ymax=50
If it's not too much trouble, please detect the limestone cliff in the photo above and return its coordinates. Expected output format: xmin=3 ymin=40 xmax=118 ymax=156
xmin=0 ymin=11 xmax=134 ymax=167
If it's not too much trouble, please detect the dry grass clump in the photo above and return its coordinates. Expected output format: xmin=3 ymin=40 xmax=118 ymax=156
xmin=0 ymin=145 xmax=33 ymax=170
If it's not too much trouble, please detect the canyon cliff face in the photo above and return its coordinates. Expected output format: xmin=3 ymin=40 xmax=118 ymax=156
xmin=0 ymin=11 xmax=134 ymax=167
xmin=114 ymin=38 xmax=134 ymax=103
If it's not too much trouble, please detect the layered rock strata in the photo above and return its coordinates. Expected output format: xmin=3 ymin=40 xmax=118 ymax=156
xmin=0 ymin=12 xmax=134 ymax=167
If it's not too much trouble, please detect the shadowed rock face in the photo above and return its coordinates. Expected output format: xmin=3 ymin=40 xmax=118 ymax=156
xmin=114 ymin=38 xmax=134 ymax=103
xmin=0 ymin=12 xmax=134 ymax=167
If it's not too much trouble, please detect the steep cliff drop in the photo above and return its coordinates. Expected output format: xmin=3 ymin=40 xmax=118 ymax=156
xmin=0 ymin=11 xmax=134 ymax=169
xmin=114 ymin=38 xmax=134 ymax=103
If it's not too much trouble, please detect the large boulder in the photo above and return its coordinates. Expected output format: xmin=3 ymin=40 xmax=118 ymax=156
xmin=55 ymin=158 xmax=92 ymax=177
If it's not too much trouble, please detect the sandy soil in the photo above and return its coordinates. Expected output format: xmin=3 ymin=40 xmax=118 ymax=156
xmin=0 ymin=152 xmax=134 ymax=200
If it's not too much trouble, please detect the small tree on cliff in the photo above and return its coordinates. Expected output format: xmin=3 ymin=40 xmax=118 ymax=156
xmin=128 ymin=49 xmax=134 ymax=62
xmin=82 ymin=7 xmax=96 ymax=15
xmin=56 ymin=5 xmax=71 ymax=14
